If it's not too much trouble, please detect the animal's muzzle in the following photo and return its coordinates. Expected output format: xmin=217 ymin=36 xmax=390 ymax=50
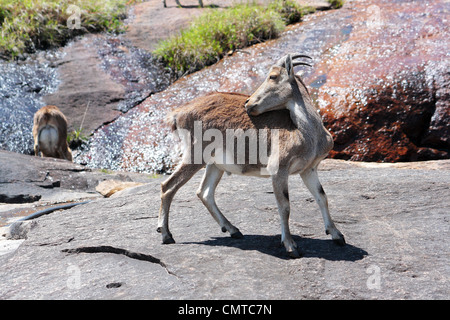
xmin=244 ymin=98 xmax=254 ymax=115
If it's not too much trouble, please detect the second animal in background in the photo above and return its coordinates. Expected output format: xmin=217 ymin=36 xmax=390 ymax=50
xmin=32 ymin=105 xmax=73 ymax=161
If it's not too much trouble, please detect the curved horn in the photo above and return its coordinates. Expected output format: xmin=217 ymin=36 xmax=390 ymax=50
xmin=292 ymin=61 xmax=312 ymax=67
xmin=275 ymin=54 xmax=312 ymax=67
xmin=291 ymin=54 xmax=313 ymax=60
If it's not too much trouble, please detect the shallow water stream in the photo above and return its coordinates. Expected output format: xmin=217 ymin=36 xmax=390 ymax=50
xmin=0 ymin=52 xmax=61 ymax=154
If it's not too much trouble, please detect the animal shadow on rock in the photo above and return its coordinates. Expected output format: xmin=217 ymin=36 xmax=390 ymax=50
xmin=183 ymin=234 xmax=368 ymax=260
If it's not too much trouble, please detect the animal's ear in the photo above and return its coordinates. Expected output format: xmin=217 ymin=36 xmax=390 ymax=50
xmin=275 ymin=55 xmax=285 ymax=67
xmin=285 ymin=54 xmax=295 ymax=81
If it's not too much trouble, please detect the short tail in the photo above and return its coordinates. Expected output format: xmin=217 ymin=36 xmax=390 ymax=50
xmin=165 ymin=110 xmax=178 ymax=132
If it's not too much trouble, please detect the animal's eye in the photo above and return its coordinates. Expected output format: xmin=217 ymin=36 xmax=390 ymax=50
xmin=269 ymin=73 xmax=278 ymax=80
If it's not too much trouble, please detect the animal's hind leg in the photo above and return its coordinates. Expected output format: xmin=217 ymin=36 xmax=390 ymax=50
xmin=158 ymin=162 xmax=203 ymax=244
xmin=34 ymin=144 xmax=40 ymax=157
xmin=300 ymin=166 xmax=345 ymax=245
xmin=197 ymin=164 xmax=243 ymax=238
xmin=34 ymin=134 xmax=40 ymax=157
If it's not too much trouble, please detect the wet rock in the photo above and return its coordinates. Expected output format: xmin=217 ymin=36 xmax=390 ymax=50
xmin=1 ymin=10 xmax=173 ymax=156
xmin=314 ymin=0 xmax=450 ymax=162
xmin=42 ymin=32 xmax=173 ymax=135
xmin=0 ymin=52 xmax=60 ymax=155
xmin=94 ymin=35 xmax=172 ymax=113
xmin=421 ymin=62 xmax=450 ymax=152
xmin=78 ymin=0 xmax=449 ymax=173
xmin=2 ymin=0 xmax=447 ymax=171
xmin=43 ymin=35 xmax=125 ymax=135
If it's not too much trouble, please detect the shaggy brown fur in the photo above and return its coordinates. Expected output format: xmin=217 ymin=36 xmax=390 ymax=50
xmin=32 ymin=105 xmax=72 ymax=161
xmin=168 ymin=92 xmax=309 ymax=169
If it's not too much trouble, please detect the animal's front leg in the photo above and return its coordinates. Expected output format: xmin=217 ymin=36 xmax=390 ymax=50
xmin=272 ymin=168 xmax=300 ymax=258
xmin=300 ymin=167 xmax=345 ymax=246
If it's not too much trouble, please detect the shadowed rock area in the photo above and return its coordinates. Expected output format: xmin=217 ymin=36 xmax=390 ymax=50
xmin=1 ymin=151 xmax=448 ymax=299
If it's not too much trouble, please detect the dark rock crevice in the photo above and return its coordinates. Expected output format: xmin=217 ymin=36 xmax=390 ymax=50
xmin=61 ymin=245 xmax=177 ymax=277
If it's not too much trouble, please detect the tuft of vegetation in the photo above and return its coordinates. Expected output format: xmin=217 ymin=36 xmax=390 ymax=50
xmin=154 ymin=0 xmax=316 ymax=76
xmin=268 ymin=0 xmax=315 ymax=25
xmin=328 ymin=0 xmax=345 ymax=9
xmin=67 ymin=128 xmax=88 ymax=150
xmin=0 ymin=0 xmax=137 ymax=59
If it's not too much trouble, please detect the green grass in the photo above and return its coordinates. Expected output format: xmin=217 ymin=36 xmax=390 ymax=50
xmin=154 ymin=0 xmax=316 ymax=75
xmin=67 ymin=127 xmax=89 ymax=149
xmin=0 ymin=0 xmax=136 ymax=59
xmin=328 ymin=0 xmax=345 ymax=9
xmin=0 ymin=0 xmax=344 ymax=65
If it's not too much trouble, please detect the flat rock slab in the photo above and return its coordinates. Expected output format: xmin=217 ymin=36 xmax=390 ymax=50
xmin=0 ymin=159 xmax=448 ymax=299
xmin=0 ymin=150 xmax=155 ymax=226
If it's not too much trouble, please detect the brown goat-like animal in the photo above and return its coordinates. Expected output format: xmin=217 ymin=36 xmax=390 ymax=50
xmin=158 ymin=54 xmax=345 ymax=258
xmin=32 ymin=105 xmax=72 ymax=161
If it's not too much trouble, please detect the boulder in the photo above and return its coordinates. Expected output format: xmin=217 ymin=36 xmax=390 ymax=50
xmin=314 ymin=0 xmax=450 ymax=161
xmin=42 ymin=35 xmax=125 ymax=135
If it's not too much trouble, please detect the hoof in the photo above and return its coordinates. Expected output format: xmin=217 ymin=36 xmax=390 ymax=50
xmin=162 ymin=234 xmax=175 ymax=244
xmin=163 ymin=237 xmax=175 ymax=244
xmin=230 ymin=230 xmax=244 ymax=239
xmin=288 ymin=249 xmax=302 ymax=259
xmin=333 ymin=235 xmax=346 ymax=246
xmin=326 ymin=229 xmax=346 ymax=246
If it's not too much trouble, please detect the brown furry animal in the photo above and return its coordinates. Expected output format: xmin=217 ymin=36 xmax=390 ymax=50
xmin=32 ymin=105 xmax=72 ymax=161
xmin=158 ymin=54 xmax=345 ymax=258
